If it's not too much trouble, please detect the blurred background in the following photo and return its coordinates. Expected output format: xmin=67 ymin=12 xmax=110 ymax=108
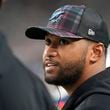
xmin=0 ymin=0 xmax=110 ymax=106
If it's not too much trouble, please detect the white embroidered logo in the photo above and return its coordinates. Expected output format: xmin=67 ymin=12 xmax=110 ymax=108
xmin=88 ymin=29 xmax=95 ymax=36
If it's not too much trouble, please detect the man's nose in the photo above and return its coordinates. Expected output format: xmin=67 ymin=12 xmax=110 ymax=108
xmin=44 ymin=46 xmax=58 ymax=57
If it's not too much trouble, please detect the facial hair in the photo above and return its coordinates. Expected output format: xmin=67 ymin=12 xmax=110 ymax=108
xmin=43 ymin=54 xmax=86 ymax=86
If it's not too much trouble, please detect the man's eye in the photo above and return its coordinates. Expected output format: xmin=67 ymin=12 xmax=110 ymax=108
xmin=59 ymin=38 xmax=71 ymax=45
xmin=45 ymin=38 xmax=51 ymax=45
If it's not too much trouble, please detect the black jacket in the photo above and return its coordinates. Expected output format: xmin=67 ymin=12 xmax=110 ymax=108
xmin=63 ymin=67 xmax=110 ymax=110
xmin=0 ymin=33 xmax=56 ymax=110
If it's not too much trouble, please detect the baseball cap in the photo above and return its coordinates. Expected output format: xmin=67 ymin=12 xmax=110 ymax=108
xmin=25 ymin=5 xmax=110 ymax=47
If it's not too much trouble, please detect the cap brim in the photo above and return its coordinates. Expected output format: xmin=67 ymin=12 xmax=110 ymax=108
xmin=25 ymin=27 xmax=47 ymax=39
xmin=25 ymin=26 xmax=82 ymax=40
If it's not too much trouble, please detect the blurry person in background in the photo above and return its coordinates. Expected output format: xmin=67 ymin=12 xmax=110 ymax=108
xmin=0 ymin=32 xmax=56 ymax=110
xmin=25 ymin=4 xmax=110 ymax=110
xmin=0 ymin=1 xmax=56 ymax=110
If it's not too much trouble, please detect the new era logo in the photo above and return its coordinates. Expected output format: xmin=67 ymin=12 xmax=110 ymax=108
xmin=88 ymin=29 xmax=95 ymax=36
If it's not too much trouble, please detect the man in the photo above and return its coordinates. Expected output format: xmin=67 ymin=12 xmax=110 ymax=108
xmin=25 ymin=5 xmax=110 ymax=110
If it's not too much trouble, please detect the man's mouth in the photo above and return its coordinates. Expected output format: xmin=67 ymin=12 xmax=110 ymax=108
xmin=46 ymin=63 xmax=56 ymax=67
xmin=45 ymin=60 xmax=58 ymax=72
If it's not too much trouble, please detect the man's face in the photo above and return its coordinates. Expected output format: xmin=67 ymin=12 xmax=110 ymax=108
xmin=43 ymin=34 xmax=89 ymax=86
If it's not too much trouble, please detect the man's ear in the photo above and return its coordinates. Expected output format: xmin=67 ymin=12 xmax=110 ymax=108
xmin=89 ymin=43 xmax=105 ymax=64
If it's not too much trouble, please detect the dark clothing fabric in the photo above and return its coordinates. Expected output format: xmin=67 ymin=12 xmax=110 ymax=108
xmin=63 ymin=67 xmax=110 ymax=110
xmin=0 ymin=33 xmax=56 ymax=110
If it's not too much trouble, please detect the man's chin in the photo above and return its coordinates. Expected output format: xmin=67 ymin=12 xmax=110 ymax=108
xmin=45 ymin=77 xmax=55 ymax=84
xmin=45 ymin=77 xmax=59 ymax=85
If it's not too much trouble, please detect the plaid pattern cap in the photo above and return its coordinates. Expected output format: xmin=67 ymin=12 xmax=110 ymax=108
xmin=25 ymin=5 xmax=110 ymax=47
